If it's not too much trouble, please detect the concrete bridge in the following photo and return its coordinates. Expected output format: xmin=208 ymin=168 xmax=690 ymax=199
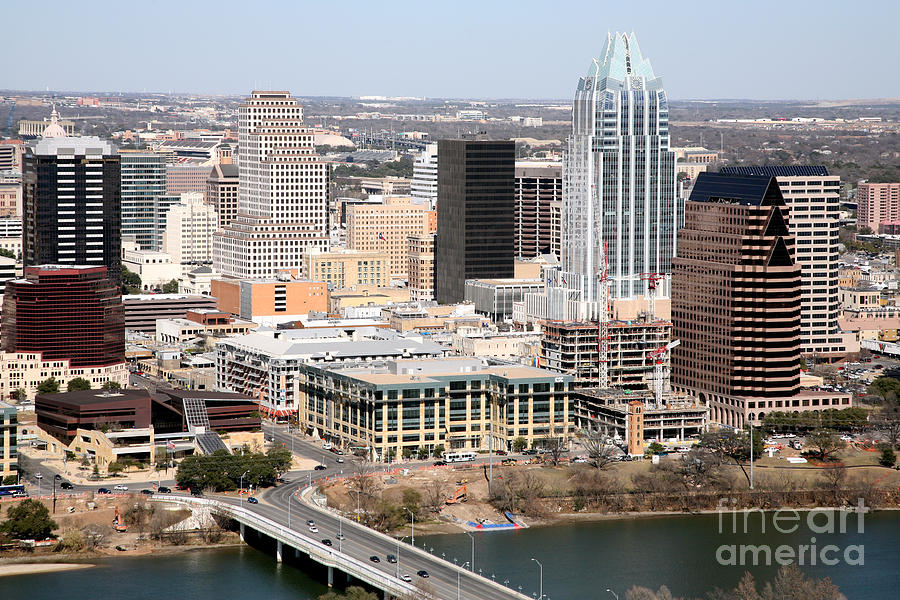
xmin=153 ymin=491 xmax=533 ymax=600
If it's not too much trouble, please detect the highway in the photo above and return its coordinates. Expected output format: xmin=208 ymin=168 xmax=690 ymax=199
xmin=161 ymin=478 xmax=531 ymax=600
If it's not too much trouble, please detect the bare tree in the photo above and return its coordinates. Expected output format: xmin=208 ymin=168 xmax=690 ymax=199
xmin=582 ymin=429 xmax=617 ymax=470
xmin=423 ymin=480 xmax=446 ymax=514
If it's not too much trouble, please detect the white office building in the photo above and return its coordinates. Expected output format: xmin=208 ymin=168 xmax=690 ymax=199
xmin=532 ymin=32 xmax=679 ymax=321
xmin=213 ymin=91 xmax=329 ymax=278
xmin=163 ymin=192 xmax=218 ymax=269
xmin=410 ymin=142 xmax=438 ymax=207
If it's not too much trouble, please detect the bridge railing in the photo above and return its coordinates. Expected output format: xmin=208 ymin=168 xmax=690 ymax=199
xmin=298 ymin=485 xmax=533 ymax=600
xmin=150 ymin=495 xmax=418 ymax=598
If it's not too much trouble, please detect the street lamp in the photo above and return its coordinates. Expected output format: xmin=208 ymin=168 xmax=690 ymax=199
xmin=52 ymin=474 xmax=61 ymax=514
xmin=395 ymin=536 xmax=406 ymax=579
xmin=404 ymin=506 xmax=415 ymax=545
xmin=465 ymin=531 xmax=475 ymax=572
xmin=239 ymin=470 xmax=250 ymax=508
xmin=606 ymin=589 xmax=619 ymax=600
xmin=458 ymin=561 xmax=470 ymax=600
xmin=532 ymin=558 xmax=543 ymax=600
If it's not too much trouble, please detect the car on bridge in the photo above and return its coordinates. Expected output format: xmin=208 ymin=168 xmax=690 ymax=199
xmin=314 ymin=465 xmax=327 ymax=471
xmin=321 ymin=539 xmax=332 ymax=546
xmin=369 ymin=555 xmax=380 ymax=563
xmin=336 ymin=533 xmax=345 ymax=541
xmin=387 ymin=554 xmax=397 ymax=563
xmin=399 ymin=574 xmax=412 ymax=582
xmin=309 ymin=525 xmax=319 ymax=533
xmin=247 ymin=496 xmax=259 ymax=504
xmin=307 ymin=519 xmax=315 ymax=526
xmin=417 ymin=570 xmax=430 ymax=578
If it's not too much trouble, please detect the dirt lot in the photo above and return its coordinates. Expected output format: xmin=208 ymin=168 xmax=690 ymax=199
xmin=320 ymin=444 xmax=900 ymax=534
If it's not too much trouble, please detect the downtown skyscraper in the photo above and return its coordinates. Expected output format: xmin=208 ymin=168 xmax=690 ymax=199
xmin=212 ymin=91 xmax=329 ymax=278
xmin=538 ymin=32 xmax=678 ymax=321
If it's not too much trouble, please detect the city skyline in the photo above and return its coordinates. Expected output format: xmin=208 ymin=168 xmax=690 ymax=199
xmin=4 ymin=0 xmax=899 ymax=100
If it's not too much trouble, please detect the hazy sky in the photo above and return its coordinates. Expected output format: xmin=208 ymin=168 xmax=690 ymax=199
xmin=7 ymin=0 xmax=898 ymax=100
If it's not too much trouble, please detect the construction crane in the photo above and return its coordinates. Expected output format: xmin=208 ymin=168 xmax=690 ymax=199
xmin=646 ymin=339 xmax=680 ymax=405
xmin=597 ymin=241 xmax=611 ymax=389
xmin=638 ymin=272 xmax=665 ymax=320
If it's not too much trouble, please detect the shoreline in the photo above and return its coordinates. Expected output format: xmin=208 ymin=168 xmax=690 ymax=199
xmin=410 ymin=505 xmax=900 ymax=535
xmin=0 ymin=563 xmax=94 ymax=577
xmin=0 ymin=542 xmax=245 ymax=568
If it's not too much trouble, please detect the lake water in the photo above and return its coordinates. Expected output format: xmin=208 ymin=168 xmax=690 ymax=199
xmin=3 ymin=510 xmax=897 ymax=599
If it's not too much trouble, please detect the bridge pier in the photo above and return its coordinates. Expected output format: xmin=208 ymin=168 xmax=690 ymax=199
xmin=276 ymin=540 xmax=283 ymax=563
xmin=327 ymin=565 xmax=334 ymax=588
xmin=239 ymin=523 xmax=245 ymax=542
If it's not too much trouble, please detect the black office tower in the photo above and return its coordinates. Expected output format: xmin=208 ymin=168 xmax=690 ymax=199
xmin=436 ymin=139 xmax=515 ymax=304
xmin=22 ymin=137 xmax=122 ymax=284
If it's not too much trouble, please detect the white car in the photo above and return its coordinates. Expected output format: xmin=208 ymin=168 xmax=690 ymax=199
xmin=309 ymin=525 xmax=319 ymax=533
xmin=337 ymin=457 xmax=344 ymax=463
xmin=35 ymin=472 xmax=43 ymax=480
xmin=840 ymin=435 xmax=854 ymax=442
xmin=114 ymin=484 xmax=129 ymax=491
xmin=399 ymin=574 xmax=412 ymax=582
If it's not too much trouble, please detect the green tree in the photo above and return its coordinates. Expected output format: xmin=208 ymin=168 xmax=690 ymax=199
xmin=878 ymin=445 xmax=896 ymax=467
xmin=101 ymin=381 xmax=122 ymax=390
xmin=317 ymin=586 xmax=379 ymax=600
xmin=107 ymin=461 xmax=124 ymax=474
xmin=122 ymin=266 xmax=142 ymax=294
xmin=0 ymin=499 xmax=58 ymax=540
xmin=37 ymin=377 xmax=60 ymax=395
xmin=433 ymin=444 xmax=445 ymax=458
xmin=806 ymin=429 xmax=846 ymax=461
xmin=869 ymin=376 xmax=900 ymax=402
xmin=2 ymin=475 xmax=18 ymax=485
xmin=67 ymin=377 xmax=92 ymax=392
xmin=11 ymin=388 xmax=26 ymax=402
xmin=401 ymin=488 xmax=421 ymax=518
xmin=647 ymin=442 xmax=664 ymax=456
xmin=0 ymin=247 xmax=15 ymax=259
xmin=513 ymin=437 xmax=528 ymax=452
xmin=161 ymin=279 xmax=179 ymax=293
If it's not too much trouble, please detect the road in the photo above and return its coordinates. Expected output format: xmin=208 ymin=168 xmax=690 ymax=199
xmin=183 ymin=478 xmax=531 ymax=600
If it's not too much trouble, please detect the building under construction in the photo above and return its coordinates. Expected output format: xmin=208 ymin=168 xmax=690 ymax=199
xmin=572 ymin=388 xmax=709 ymax=448
xmin=540 ymin=317 xmax=671 ymax=389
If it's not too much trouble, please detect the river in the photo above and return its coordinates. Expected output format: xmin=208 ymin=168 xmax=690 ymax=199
xmin=2 ymin=511 xmax=897 ymax=599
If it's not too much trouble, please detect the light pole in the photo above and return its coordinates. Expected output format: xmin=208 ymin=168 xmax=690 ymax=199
xmin=465 ymin=531 xmax=475 ymax=572
xmin=748 ymin=422 xmax=754 ymax=490
xmin=52 ymin=474 xmax=61 ymax=514
xmin=395 ymin=535 xmax=406 ymax=579
xmin=404 ymin=507 xmax=415 ymax=545
xmin=606 ymin=589 xmax=619 ymax=600
xmin=239 ymin=470 xmax=250 ymax=508
xmin=458 ymin=561 xmax=469 ymax=600
xmin=532 ymin=558 xmax=543 ymax=600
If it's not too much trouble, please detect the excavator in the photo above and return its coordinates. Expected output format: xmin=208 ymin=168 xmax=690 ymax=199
xmin=445 ymin=484 xmax=468 ymax=505
xmin=113 ymin=506 xmax=127 ymax=533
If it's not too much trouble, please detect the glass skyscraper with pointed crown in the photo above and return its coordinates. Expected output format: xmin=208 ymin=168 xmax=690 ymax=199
xmin=545 ymin=32 xmax=678 ymax=320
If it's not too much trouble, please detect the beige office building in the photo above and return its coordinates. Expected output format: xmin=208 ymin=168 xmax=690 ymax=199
xmin=346 ymin=196 xmax=432 ymax=279
xmin=407 ymin=234 xmax=435 ymax=302
xmin=301 ymin=248 xmax=390 ymax=288
xmin=163 ymin=192 xmax=218 ymax=267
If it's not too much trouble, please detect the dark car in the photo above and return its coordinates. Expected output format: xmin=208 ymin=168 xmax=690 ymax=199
xmin=522 ymin=449 xmax=538 ymax=455
xmin=369 ymin=555 xmax=381 ymax=563
xmin=60 ymin=482 xmax=74 ymax=490
xmin=495 ymin=450 xmax=508 ymax=456
xmin=97 ymin=488 xmax=111 ymax=495
xmin=140 ymin=489 xmax=154 ymax=495
xmin=417 ymin=570 xmax=430 ymax=578
xmin=247 ymin=496 xmax=259 ymax=504
xmin=386 ymin=554 xmax=397 ymax=563
xmin=157 ymin=486 xmax=172 ymax=494
xmin=321 ymin=538 xmax=332 ymax=546
xmin=314 ymin=465 xmax=327 ymax=471
xmin=190 ymin=487 xmax=203 ymax=496
xmin=432 ymin=460 xmax=447 ymax=467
